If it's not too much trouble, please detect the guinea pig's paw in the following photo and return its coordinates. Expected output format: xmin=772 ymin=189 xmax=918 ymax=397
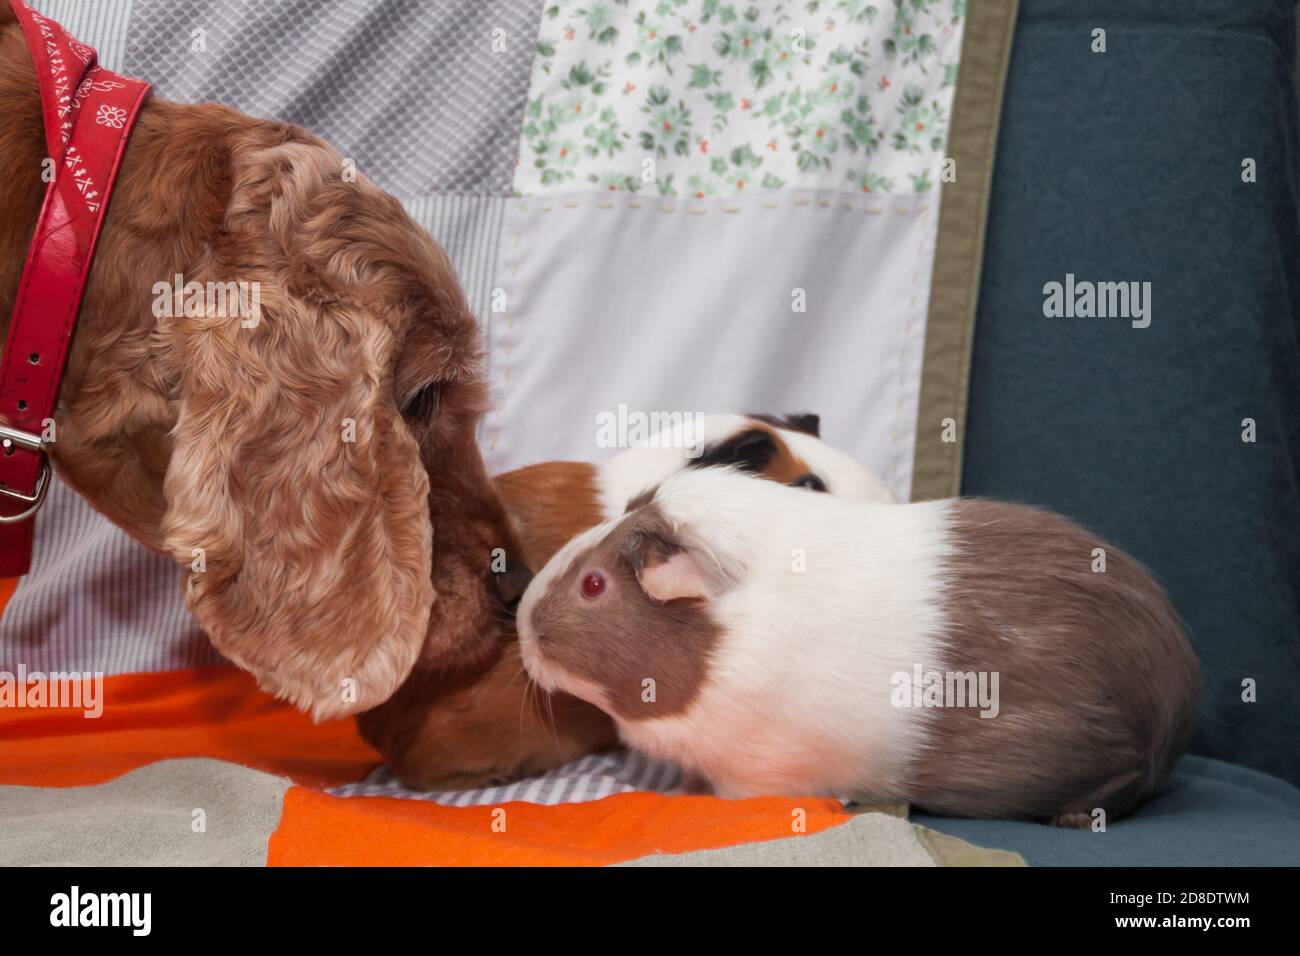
xmin=1048 ymin=811 xmax=1094 ymax=829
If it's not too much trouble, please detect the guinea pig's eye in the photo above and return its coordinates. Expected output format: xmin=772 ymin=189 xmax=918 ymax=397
xmin=580 ymin=571 xmax=607 ymax=600
xmin=793 ymin=473 xmax=828 ymax=493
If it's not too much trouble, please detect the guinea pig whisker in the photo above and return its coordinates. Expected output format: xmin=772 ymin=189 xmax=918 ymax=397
xmin=517 ymin=674 xmax=535 ymax=742
xmin=540 ymin=686 xmax=561 ymax=750
xmin=521 ymin=672 xmax=561 ymax=752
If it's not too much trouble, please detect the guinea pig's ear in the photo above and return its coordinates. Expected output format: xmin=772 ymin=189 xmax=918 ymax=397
xmin=743 ymin=412 xmax=821 ymax=438
xmin=689 ymin=428 xmax=778 ymax=474
xmin=634 ymin=547 xmax=712 ymax=603
xmin=785 ymin=413 xmax=821 ymax=437
xmin=621 ymin=512 xmax=735 ymax=604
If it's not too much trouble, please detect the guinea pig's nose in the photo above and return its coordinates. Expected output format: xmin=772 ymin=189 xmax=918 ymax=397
xmin=494 ymin=561 xmax=535 ymax=611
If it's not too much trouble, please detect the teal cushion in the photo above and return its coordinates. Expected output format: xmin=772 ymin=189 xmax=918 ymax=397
xmin=962 ymin=0 xmax=1300 ymax=784
xmin=915 ymin=756 xmax=1300 ymax=866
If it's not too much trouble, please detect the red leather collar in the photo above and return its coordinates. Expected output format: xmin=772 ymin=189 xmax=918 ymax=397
xmin=0 ymin=0 xmax=149 ymax=576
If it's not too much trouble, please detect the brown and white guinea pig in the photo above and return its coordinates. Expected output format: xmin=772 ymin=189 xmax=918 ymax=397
xmin=517 ymin=467 xmax=1201 ymax=824
xmin=355 ymin=413 xmax=892 ymax=791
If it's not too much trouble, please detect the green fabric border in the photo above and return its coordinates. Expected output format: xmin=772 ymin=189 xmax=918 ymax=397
xmin=849 ymin=803 xmax=1027 ymax=866
xmin=913 ymin=824 xmax=1027 ymax=867
xmin=910 ymin=0 xmax=1021 ymax=501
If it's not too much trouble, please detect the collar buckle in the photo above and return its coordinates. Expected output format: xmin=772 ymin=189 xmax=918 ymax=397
xmin=0 ymin=425 xmax=51 ymax=523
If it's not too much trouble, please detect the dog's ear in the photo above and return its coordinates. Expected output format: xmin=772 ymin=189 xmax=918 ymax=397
xmin=160 ymin=136 xmax=435 ymax=721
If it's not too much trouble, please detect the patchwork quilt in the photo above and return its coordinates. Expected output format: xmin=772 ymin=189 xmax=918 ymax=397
xmin=0 ymin=0 xmax=1020 ymax=865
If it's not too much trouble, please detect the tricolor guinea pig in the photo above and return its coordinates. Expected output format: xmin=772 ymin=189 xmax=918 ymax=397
xmin=358 ymin=413 xmax=891 ymax=791
xmin=496 ymin=412 xmax=893 ymax=572
xmin=517 ymin=467 xmax=1201 ymax=824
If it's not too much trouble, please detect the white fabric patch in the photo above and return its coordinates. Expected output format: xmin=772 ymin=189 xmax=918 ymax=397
xmin=484 ymin=189 xmax=936 ymax=501
xmin=0 ymin=757 xmax=289 ymax=866
xmin=619 ymin=811 xmax=936 ymax=867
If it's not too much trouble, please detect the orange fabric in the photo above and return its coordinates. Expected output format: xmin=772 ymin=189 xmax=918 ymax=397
xmin=270 ymin=786 xmax=848 ymax=866
xmin=0 ymin=576 xmax=15 ymax=617
xmin=0 ymin=666 xmax=379 ymax=788
xmin=0 ymin=658 xmax=851 ymax=865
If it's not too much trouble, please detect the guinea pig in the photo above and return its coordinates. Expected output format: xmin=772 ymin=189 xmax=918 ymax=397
xmin=516 ymin=467 xmax=1201 ymax=824
xmin=496 ymin=412 xmax=894 ymax=572
xmin=356 ymin=413 xmax=892 ymax=791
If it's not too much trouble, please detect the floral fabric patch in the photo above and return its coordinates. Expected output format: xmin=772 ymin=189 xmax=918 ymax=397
xmin=515 ymin=0 xmax=966 ymax=198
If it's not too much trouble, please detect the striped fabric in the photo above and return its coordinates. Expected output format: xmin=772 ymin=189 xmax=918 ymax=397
xmin=0 ymin=474 xmax=218 ymax=674
xmin=328 ymin=750 xmax=685 ymax=807
xmin=401 ymin=195 xmax=506 ymax=336
xmin=31 ymin=0 xmax=134 ymax=70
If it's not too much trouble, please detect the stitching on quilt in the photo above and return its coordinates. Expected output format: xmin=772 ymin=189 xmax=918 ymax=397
xmin=487 ymin=189 xmax=935 ymax=501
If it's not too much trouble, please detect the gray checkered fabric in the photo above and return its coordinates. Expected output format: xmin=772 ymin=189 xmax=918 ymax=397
xmin=123 ymin=0 xmax=542 ymax=198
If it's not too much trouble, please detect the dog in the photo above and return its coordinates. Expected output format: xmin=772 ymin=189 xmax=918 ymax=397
xmin=0 ymin=0 xmax=527 ymax=720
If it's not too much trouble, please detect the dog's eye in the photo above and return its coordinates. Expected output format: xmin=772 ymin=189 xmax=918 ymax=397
xmin=401 ymin=382 xmax=440 ymax=421
xmin=792 ymin=473 xmax=828 ymax=493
